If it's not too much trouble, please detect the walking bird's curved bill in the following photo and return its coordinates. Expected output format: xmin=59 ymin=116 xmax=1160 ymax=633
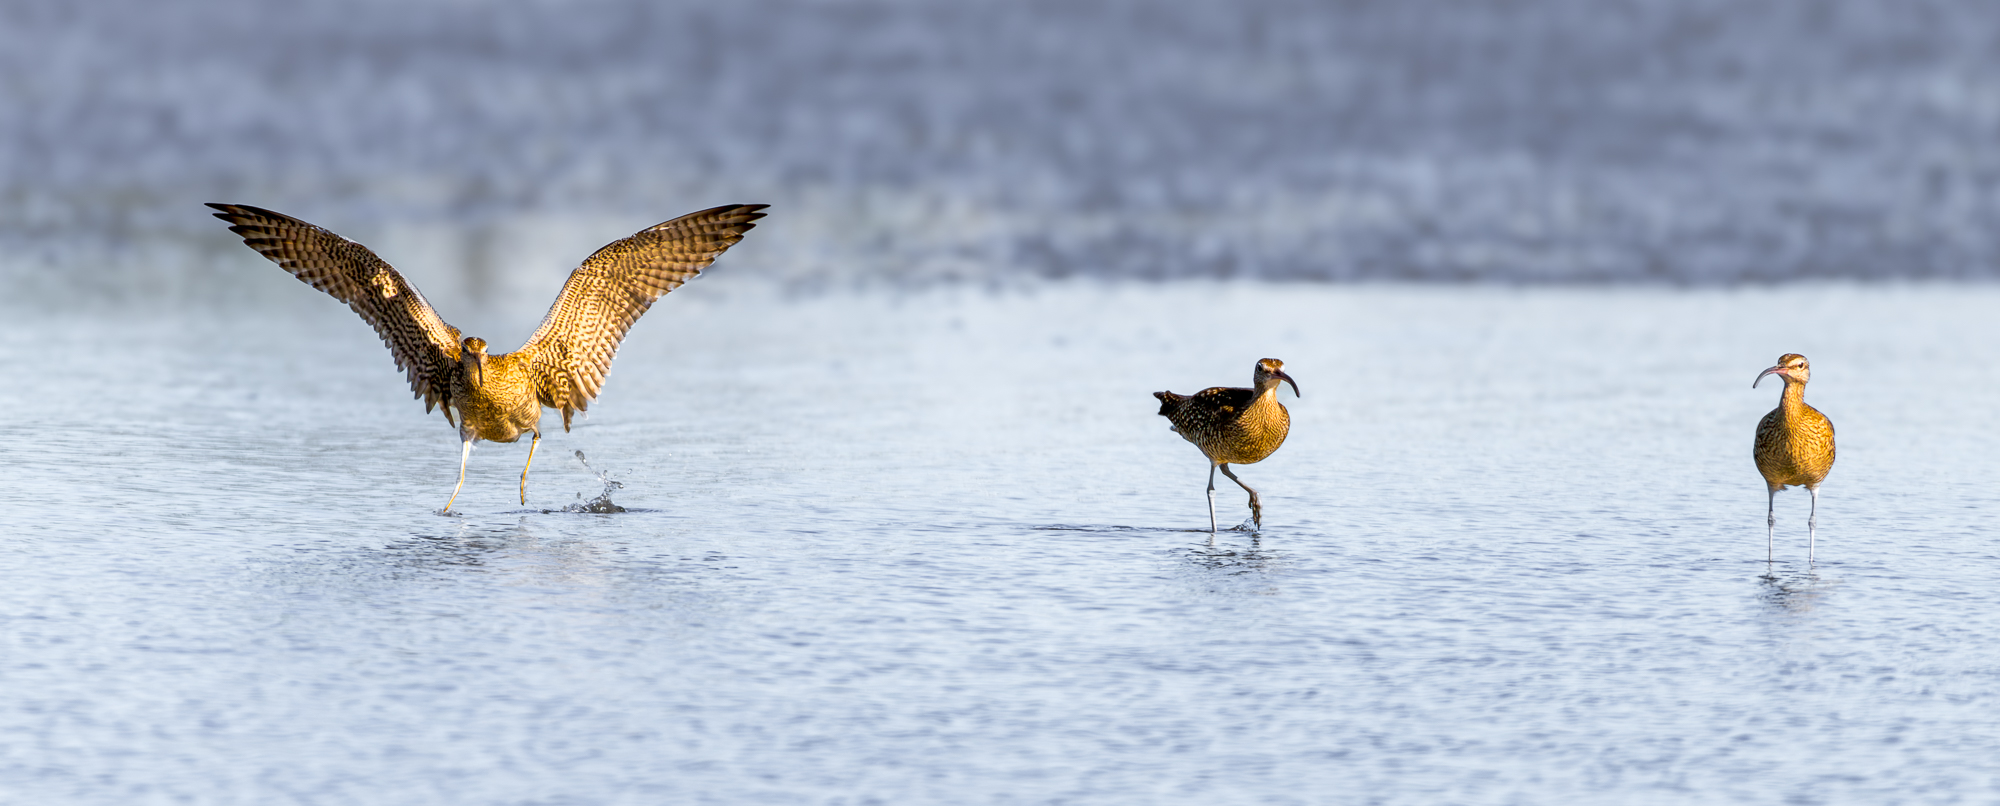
xmin=1273 ymin=369 xmax=1300 ymax=397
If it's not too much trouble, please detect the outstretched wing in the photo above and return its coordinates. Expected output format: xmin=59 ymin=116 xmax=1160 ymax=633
xmin=206 ymin=203 xmax=465 ymax=420
xmin=521 ymin=204 xmax=767 ymax=430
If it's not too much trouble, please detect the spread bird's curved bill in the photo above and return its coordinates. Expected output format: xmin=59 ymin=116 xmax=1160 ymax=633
xmin=1276 ymin=369 xmax=1300 ymax=398
xmin=1753 ymin=366 xmax=1786 ymax=388
xmin=466 ymin=353 xmax=485 ymax=389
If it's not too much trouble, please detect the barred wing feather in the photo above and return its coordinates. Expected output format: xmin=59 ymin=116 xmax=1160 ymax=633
xmin=521 ymin=204 xmax=767 ymax=429
xmin=205 ymin=203 xmax=464 ymax=420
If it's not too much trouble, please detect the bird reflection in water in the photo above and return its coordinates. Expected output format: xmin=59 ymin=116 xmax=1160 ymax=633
xmin=1180 ymin=536 xmax=1282 ymax=576
xmin=1758 ymin=568 xmax=1837 ymax=616
xmin=372 ymin=519 xmax=667 ymax=599
xmin=379 ymin=518 xmax=556 ymax=573
xmin=1174 ymin=537 xmax=1284 ymax=598
xmin=327 ymin=519 xmax=734 ymax=609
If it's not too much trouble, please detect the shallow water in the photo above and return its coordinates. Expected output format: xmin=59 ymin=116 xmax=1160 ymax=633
xmin=4 ymin=282 xmax=2000 ymax=803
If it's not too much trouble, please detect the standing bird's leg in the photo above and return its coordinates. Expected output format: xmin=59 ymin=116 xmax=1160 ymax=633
xmin=445 ymin=437 xmax=473 ymax=512
xmin=520 ymin=431 xmax=541 ymax=505
xmin=1751 ymin=354 xmax=1835 ymax=564
xmin=1767 ymin=488 xmax=1777 ymax=563
xmin=1218 ymin=464 xmax=1262 ymax=529
xmin=1807 ymin=485 xmax=1820 ymax=563
xmin=1206 ymin=464 xmax=1219 ymax=534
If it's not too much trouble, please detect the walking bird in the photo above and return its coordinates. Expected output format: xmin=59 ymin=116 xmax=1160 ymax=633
xmin=1753 ymin=353 xmax=1836 ymax=561
xmin=1154 ymin=358 xmax=1298 ymax=532
xmin=208 ymin=202 xmax=768 ymax=511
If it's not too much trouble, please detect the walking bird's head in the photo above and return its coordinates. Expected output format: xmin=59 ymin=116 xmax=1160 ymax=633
xmin=1254 ymin=358 xmax=1300 ymax=398
xmin=1754 ymin=353 xmax=1810 ymax=388
xmin=460 ymin=336 xmax=489 ymax=387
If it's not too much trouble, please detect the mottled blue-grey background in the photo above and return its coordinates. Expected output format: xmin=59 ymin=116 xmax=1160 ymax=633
xmin=7 ymin=0 xmax=2000 ymax=302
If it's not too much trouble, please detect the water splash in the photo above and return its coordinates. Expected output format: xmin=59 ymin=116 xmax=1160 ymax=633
xmin=558 ymin=450 xmax=627 ymax=514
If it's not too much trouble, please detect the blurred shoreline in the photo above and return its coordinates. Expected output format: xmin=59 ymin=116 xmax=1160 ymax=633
xmin=8 ymin=0 xmax=2000 ymax=295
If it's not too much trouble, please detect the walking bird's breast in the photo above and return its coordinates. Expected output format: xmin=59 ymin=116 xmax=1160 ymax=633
xmin=452 ymin=352 xmax=543 ymax=443
xmin=1160 ymin=386 xmax=1291 ymax=465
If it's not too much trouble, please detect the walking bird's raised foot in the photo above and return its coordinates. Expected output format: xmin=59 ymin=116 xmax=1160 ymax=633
xmin=1753 ymin=353 xmax=1836 ymax=562
xmin=1154 ymin=358 xmax=1298 ymax=533
xmin=208 ymin=202 xmax=768 ymax=512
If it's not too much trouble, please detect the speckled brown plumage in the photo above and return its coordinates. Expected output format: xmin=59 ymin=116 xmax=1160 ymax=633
xmin=208 ymin=202 xmax=767 ymax=510
xmin=1752 ymin=353 xmax=1836 ymax=561
xmin=1155 ymin=358 xmax=1298 ymax=532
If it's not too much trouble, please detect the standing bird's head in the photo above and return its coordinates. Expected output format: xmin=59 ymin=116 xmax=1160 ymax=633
xmin=1254 ymin=358 xmax=1300 ymax=397
xmin=1754 ymin=353 xmax=1811 ymax=388
xmin=460 ymin=336 xmax=489 ymax=388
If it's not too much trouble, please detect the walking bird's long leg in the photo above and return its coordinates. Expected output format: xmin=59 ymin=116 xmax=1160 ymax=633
xmin=1206 ymin=464 xmax=1219 ymax=534
xmin=1807 ymin=485 xmax=1820 ymax=563
xmin=1219 ymin=464 xmax=1262 ymax=528
xmin=445 ymin=438 xmax=473 ymax=512
xmin=1766 ymin=488 xmax=1777 ymax=563
xmin=520 ymin=431 xmax=541 ymax=505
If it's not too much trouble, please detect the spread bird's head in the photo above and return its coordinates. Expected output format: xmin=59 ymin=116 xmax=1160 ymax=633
xmin=1754 ymin=353 xmax=1810 ymax=388
xmin=1254 ymin=358 xmax=1300 ymax=397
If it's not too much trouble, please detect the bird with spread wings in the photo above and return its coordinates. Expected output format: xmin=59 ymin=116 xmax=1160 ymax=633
xmin=208 ymin=202 xmax=768 ymax=511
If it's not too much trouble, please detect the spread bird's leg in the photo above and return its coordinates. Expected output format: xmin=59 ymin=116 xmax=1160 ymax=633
xmin=1219 ymin=464 xmax=1261 ymax=529
xmin=445 ymin=437 xmax=473 ymax=513
xmin=520 ymin=431 xmax=540 ymax=505
xmin=1206 ymin=464 xmax=1219 ymax=534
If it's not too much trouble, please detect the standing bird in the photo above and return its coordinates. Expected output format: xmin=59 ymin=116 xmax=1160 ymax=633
xmin=208 ymin=202 xmax=768 ymax=511
xmin=1753 ymin=353 xmax=1837 ymax=561
xmin=1154 ymin=358 xmax=1299 ymax=532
